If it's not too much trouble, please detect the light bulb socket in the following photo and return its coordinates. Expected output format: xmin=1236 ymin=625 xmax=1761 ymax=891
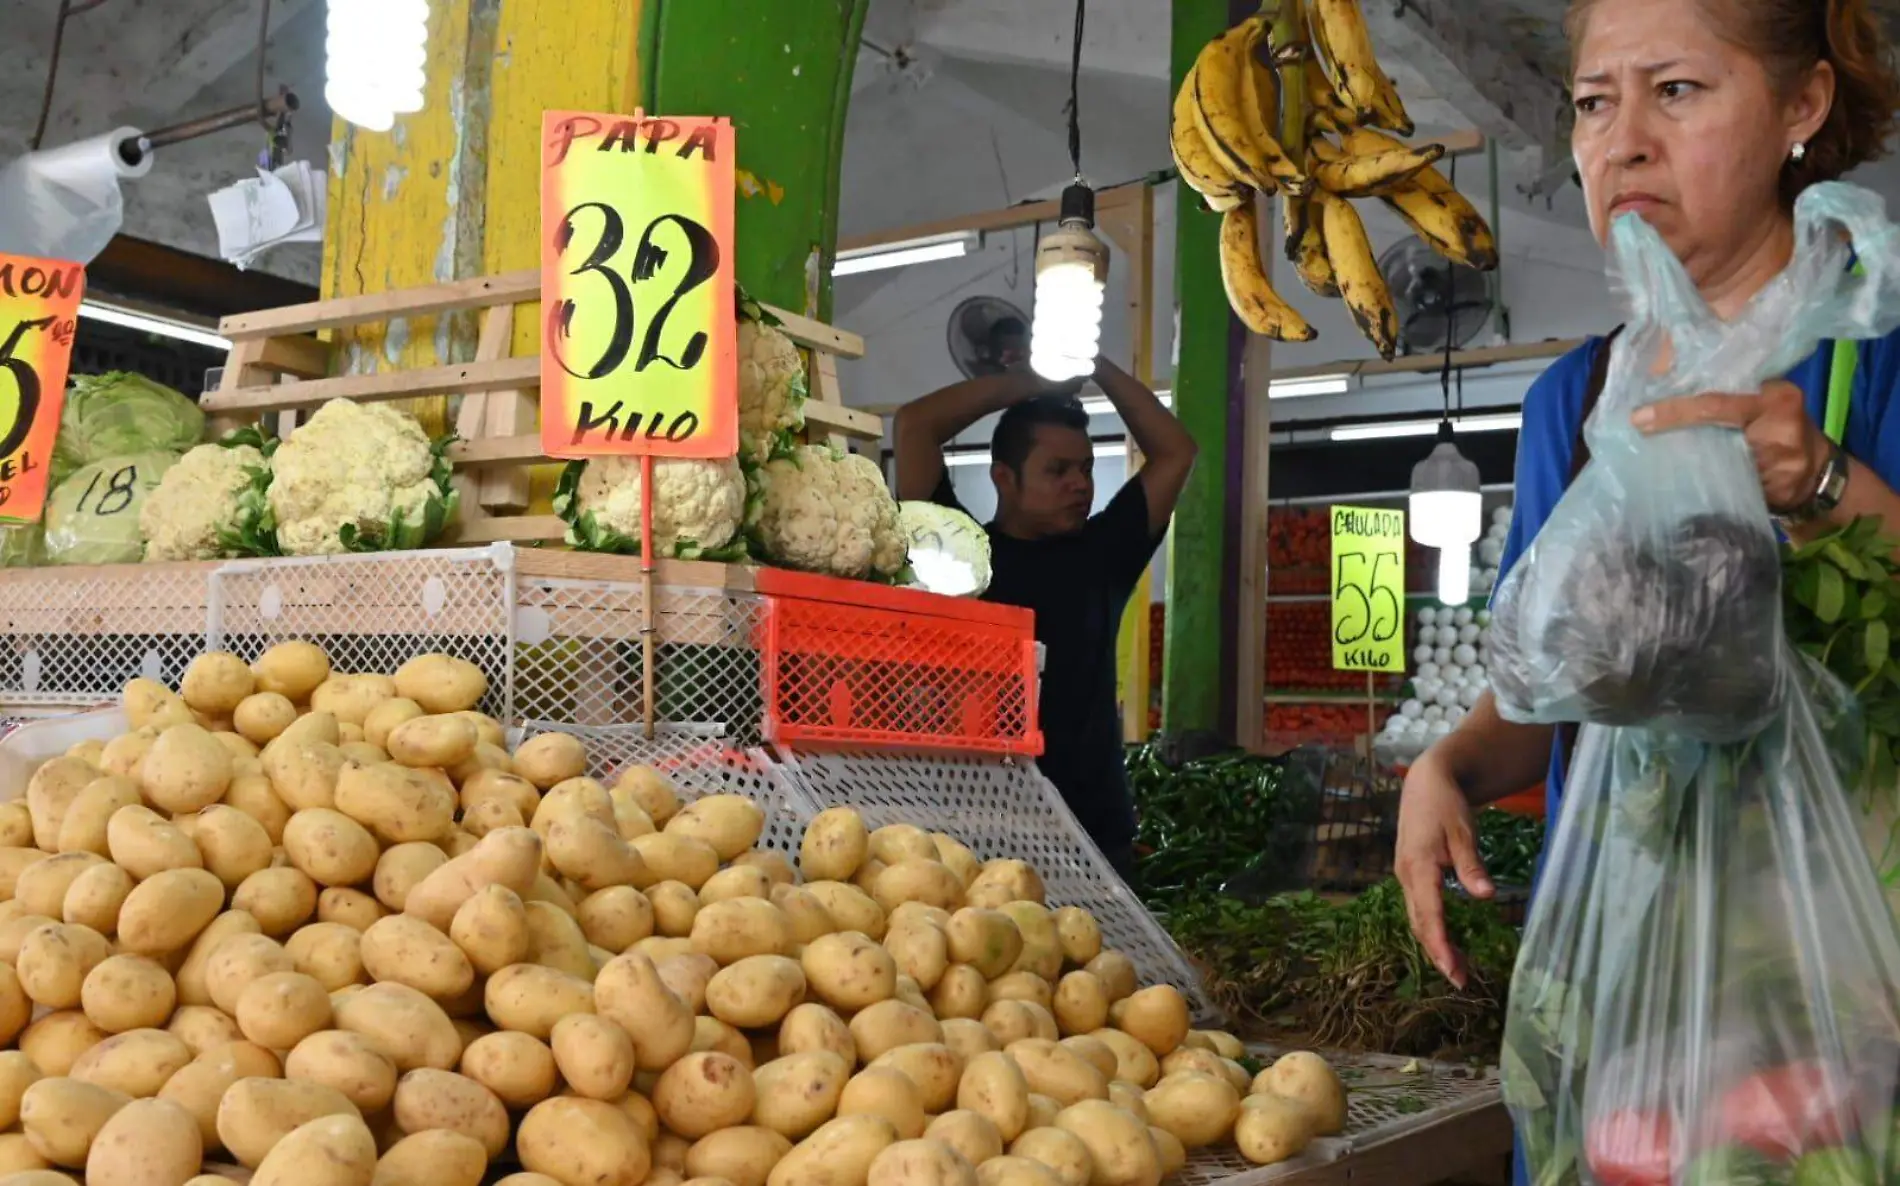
xmin=1058 ymin=181 xmax=1096 ymax=228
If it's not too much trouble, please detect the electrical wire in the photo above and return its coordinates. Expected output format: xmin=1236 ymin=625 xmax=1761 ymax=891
xmin=29 ymin=0 xmax=112 ymax=152
xmin=255 ymin=0 xmax=273 ymax=127
xmin=1439 ymin=154 xmax=1460 ymax=423
xmin=1064 ymin=0 xmax=1086 ymax=176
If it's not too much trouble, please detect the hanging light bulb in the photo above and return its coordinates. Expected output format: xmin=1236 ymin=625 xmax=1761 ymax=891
xmin=326 ymin=0 xmax=429 ymax=132
xmin=1410 ymin=422 xmax=1483 ymax=605
xmin=1030 ymin=182 xmax=1110 ymax=382
xmin=1436 ymin=542 xmax=1473 ymax=606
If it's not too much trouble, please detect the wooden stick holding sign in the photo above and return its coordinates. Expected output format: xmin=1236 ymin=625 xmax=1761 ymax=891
xmin=541 ymin=109 xmax=737 ymax=738
xmin=0 ymin=254 xmax=84 ymax=526
xmin=1330 ymin=505 xmax=1406 ymax=778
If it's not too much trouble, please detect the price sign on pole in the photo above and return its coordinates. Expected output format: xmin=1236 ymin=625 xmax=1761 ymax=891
xmin=540 ymin=110 xmax=737 ymax=460
xmin=1331 ymin=505 xmax=1406 ymax=671
xmin=0 ymin=254 xmax=83 ymax=525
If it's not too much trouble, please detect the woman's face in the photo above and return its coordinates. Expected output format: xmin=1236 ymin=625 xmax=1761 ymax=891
xmin=1570 ymin=0 xmax=1832 ymax=283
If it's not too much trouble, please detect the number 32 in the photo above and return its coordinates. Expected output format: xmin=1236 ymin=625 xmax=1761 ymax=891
xmin=549 ymin=203 xmax=720 ymax=382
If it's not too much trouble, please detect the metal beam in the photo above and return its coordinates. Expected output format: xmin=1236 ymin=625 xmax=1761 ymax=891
xmin=1360 ymin=0 xmax=1571 ymax=157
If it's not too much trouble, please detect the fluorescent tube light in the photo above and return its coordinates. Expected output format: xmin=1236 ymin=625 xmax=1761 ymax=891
xmin=834 ymin=231 xmax=978 ymax=277
xmin=1077 ymin=375 xmax=1346 ymax=416
xmin=1270 ymin=373 xmax=1350 ymax=398
xmin=79 ymin=301 xmax=231 ymax=351
xmin=943 ymin=440 xmax=1128 ymax=467
xmin=1080 ymin=392 xmax=1172 ymax=415
xmin=1330 ymin=413 xmax=1521 ymax=443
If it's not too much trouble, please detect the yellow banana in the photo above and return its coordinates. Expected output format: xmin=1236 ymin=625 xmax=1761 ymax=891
xmin=1305 ymin=62 xmax=1358 ymax=136
xmin=1309 ymin=0 xmax=1414 ymax=136
xmin=1384 ymin=183 xmax=1501 ymax=271
xmin=1192 ymin=18 xmax=1310 ymax=195
xmin=1309 ymin=137 xmax=1445 ymax=197
xmin=1171 ymin=64 xmax=1250 ymax=210
xmin=1315 ymin=190 xmax=1398 ymax=359
xmin=1220 ymin=203 xmax=1316 ymax=342
xmin=1283 ymin=191 xmax=1340 ymax=299
xmin=1341 ymin=128 xmax=1499 ymax=269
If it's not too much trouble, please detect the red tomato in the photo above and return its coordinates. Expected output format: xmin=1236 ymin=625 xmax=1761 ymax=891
xmin=1712 ymin=1062 xmax=1857 ymax=1157
xmin=1586 ymin=1108 xmax=1677 ymax=1186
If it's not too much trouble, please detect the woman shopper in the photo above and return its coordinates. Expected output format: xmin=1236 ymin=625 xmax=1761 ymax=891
xmin=1395 ymin=0 xmax=1900 ymax=989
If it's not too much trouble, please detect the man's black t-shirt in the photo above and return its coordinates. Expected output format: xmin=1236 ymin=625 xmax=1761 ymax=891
xmin=932 ymin=475 xmax=1163 ymax=853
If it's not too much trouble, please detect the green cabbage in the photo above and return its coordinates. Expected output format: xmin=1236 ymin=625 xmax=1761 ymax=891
xmin=53 ymin=372 xmax=205 ymax=487
xmin=0 ymin=524 xmax=44 ymax=567
xmin=43 ymin=452 xmax=179 ymax=565
xmin=899 ymin=500 xmax=991 ymax=596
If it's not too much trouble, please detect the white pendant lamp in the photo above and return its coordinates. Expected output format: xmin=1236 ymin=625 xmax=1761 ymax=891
xmin=1410 ymin=423 xmax=1483 ymax=606
xmin=1029 ymin=0 xmax=1109 ymax=382
xmin=1030 ymin=182 xmax=1110 ymax=382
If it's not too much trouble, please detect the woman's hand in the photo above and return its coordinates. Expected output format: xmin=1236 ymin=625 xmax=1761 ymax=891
xmin=1631 ymin=380 xmax=1828 ymax=511
xmin=1395 ymin=749 xmax=1493 ymax=989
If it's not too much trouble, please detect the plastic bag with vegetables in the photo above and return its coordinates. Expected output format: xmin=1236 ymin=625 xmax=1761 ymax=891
xmin=1488 ymin=184 xmax=1900 ymax=743
xmin=52 ymin=371 xmax=204 ymax=487
xmin=1501 ymin=184 xmax=1900 ymax=1186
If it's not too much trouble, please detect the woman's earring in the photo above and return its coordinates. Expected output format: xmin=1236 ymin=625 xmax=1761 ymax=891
xmin=1792 ymin=142 xmax=1808 ymax=163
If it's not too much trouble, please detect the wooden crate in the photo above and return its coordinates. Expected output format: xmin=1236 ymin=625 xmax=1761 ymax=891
xmin=205 ymin=271 xmax=884 ymax=545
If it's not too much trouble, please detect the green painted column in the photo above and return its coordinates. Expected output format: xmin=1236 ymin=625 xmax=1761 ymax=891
xmin=647 ymin=0 xmax=870 ymax=319
xmin=1161 ymin=0 xmax=1241 ymax=739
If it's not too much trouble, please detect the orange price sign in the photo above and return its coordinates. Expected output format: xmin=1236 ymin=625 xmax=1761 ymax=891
xmin=0 ymin=253 xmax=84 ymax=525
xmin=540 ymin=110 xmax=737 ymax=460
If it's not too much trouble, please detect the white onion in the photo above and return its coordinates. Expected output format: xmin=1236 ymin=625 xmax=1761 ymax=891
xmin=1433 ymin=646 xmax=1453 ymax=666
xmin=1423 ymin=705 xmax=1445 ymax=723
xmin=1417 ymin=661 xmax=1442 ymax=681
xmin=1418 ymin=606 xmax=1439 ymax=626
xmin=1400 ymin=698 xmax=1424 ymax=719
xmin=1475 ymin=609 xmax=1491 ymax=626
xmin=1435 ymin=687 xmax=1461 ymax=708
xmin=1414 ymin=644 xmax=1434 ymax=664
xmin=1453 ymin=643 xmax=1478 ymax=666
xmin=1458 ymin=624 xmax=1481 ymax=645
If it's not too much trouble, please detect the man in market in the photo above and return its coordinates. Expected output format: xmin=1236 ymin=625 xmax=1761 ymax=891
xmin=894 ymin=355 xmax=1197 ymax=878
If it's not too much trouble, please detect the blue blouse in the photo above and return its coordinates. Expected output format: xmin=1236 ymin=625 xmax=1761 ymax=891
xmin=1494 ymin=329 xmax=1900 ymax=819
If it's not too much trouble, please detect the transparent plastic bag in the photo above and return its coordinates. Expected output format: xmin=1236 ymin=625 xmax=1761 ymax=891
xmin=1489 ymin=183 xmax=1900 ymax=742
xmin=1503 ymin=654 xmax=1900 ymax=1186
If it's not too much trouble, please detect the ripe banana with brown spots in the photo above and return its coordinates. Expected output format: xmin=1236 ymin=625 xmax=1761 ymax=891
xmin=1220 ymin=202 xmax=1316 ymax=341
xmin=1283 ymin=191 xmax=1340 ymax=299
xmin=1172 ymin=64 xmax=1250 ymax=210
xmin=1309 ymin=136 xmax=1445 ymax=197
xmin=1308 ymin=0 xmax=1414 ymax=136
xmin=1342 ymin=127 xmax=1500 ymax=270
xmin=1192 ymin=17 xmax=1310 ymax=195
xmin=1314 ymin=190 xmax=1398 ymax=360
xmin=1305 ymin=62 xmax=1358 ymax=136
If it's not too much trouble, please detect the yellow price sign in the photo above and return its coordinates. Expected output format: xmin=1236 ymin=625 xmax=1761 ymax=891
xmin=1331 ymin=505 xmax=1406 ymax=671
xmin=0 ymin=253 xmax=84 ymax=525
xmin=540 ymin=110 xmax=737 ymax=459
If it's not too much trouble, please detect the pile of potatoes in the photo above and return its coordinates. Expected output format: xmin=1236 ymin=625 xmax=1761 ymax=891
xmin=0 ymin=642 xmax=1350 ymax=1186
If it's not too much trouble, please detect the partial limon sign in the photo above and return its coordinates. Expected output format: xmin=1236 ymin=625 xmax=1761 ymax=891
xmin=1331 ymin=504 xmax=1406 ymax=671
xmin=0 ymin=253 xmax=84 ymax=525
xmin=540 ymin=111 xmax=737 ymax=459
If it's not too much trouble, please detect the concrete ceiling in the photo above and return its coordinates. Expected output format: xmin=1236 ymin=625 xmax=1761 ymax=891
xmin=1 ymin=0 xmax=1590 ymax=289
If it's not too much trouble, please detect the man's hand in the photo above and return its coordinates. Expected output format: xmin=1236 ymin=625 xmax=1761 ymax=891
xmin=893 ymin=371 xmax=1067 ymax=501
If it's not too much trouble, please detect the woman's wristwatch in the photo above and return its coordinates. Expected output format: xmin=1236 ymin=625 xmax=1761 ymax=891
xmin=1774 ymin=438 xmax=1850 ymax=527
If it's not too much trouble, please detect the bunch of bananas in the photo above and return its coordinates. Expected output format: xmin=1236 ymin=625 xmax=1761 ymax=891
xmin=1171 ymin=0 xmax=1499 ymax=359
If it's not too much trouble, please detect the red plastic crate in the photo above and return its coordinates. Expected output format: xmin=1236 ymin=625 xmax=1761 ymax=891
xmin=754 ymin=570 xmax=1043 ymax=756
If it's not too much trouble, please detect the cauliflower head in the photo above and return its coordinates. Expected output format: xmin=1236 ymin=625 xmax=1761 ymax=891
xmin=738 ymin=316 xmax=807 ymax=463
xmin=557 ymin=455 xmax=747 ymax=559
xmin=139 ymin=441 xmax=271 ymax=561
xmin=268 ymin=399 xmax=456 ymax=556
xmin=749 ymin=445 xmax=909 ymax=581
